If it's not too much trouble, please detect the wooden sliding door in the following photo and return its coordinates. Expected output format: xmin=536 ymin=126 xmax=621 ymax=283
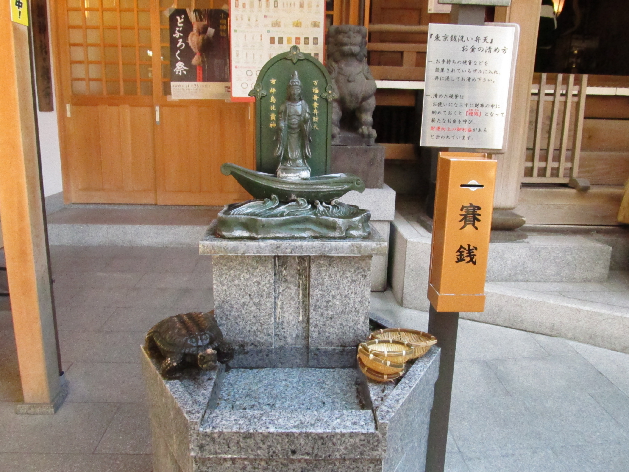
xmin=152 ymin=0 xmax=254 ymax=205
xmin=53 ymin=0 xmax=254 ymax=205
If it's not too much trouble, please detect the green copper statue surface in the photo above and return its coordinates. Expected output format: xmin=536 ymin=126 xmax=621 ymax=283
xmin=216 ymin=46 xmax=371 ymax=239
xmin=275 ymin=71 xmax=313 ymax=180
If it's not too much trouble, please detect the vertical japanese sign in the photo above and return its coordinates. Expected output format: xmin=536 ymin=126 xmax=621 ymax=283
xmin=427 ymin=152 xmax=497 ymax=312
xmin=420 ymin=23 xmax=518 ymax=150
xmin=169 ymin=9 xmax=231 ymax=100
xmin=230 ymin=0 xmax=325 ymax=101
xmin=11 ymin=0 xmax=29 ymax=26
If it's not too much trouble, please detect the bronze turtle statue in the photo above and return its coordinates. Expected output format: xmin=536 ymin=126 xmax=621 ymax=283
xmin=145 ymin=311 xmax=233 ymax=379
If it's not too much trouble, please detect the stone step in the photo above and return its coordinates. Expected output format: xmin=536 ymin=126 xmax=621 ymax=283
xmin=390 ymin=212 xmax=617 ymax=312
xmin=46 ymin=203 xmax=391 ymax=291
xmin=467 ymin=276 xmax=629 ymax=354
xmin=47 ymin=205 xmax=218 ymax=247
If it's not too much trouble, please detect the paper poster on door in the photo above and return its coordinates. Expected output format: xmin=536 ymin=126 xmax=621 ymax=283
xmin=169 ymin=9 xmax=231 ymax=99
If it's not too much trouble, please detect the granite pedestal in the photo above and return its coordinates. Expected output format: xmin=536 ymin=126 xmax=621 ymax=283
xmin=143 ymin=220 xmax=439 ymax=471
xmin=200 ymin=221 xmax=388 ymax=357
xmin=142 ymin=344 xmax=440 ymax=472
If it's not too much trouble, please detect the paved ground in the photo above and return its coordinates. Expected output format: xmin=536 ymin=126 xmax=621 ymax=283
xmin=0 ymin=245 xmax=628 ymax=471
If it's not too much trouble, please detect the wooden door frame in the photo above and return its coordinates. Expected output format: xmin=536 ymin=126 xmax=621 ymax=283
xmin=50 ymin=0 xmax=256 ymax=206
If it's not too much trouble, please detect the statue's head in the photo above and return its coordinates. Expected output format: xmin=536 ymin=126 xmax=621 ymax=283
xmin=287 ymin=71 xmax=302 ymax=101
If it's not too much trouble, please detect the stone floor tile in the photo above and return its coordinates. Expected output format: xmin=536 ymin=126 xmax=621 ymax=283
xmin=193 ymin=256 xmax=214 ymax=276
xmin=48 ymin=245 xmax=80 ymax=258
xmin=54 ymin=272 xmax=145 ymax=290
xmin=103 ymin=306 xmax=177 ymax=333
xmin=553 ymin=443 xmax=629 ymax=472
xmin=0 ymin=453 xmax=153 ymax=472
xmin=55 ymin=305 xmax=116 ymax=332
xmin=64 ymin=362 xmax=146 ymax=403
xmin=51 ymin=255 xmax=110 ymax=274
xmin=66 ymin=246 xmax=133 ymax=260
xmin=59 ymin=330 xmax=146 ymax=364
xmin=50 ymin=284 xmax=81 ymax=307
xmin=589 ymin=388 xmax=629 ymax=432
xmin=463 ymin=449 xmax=567 ymax=472
xmin=101 ymin=256 xmax=155 ymax=274
xmin=445 ymin=451 xmax=470 ymax=472
xmin=521 ymin=392 xmax=629 ymax=447
xmin=135 ymin=272 xmax=212 ymax=290
xmin=174 ymin=289 xmax=214 ymax=313
xmin=528 ymin=333 xmax=581 ymax=357
xmin=149 ymin=249 xmax=202 ymax=274
xmin=0 ymin=402 xmax=118 ymax=454
xmin=66 ymin=287 xmax=130 ymax=307
xmin=488 ymin=355 xmax=618 ymax=396
xmin=451 ymin=360 xmax=510 ymax=402
xmin=448 ymin=395 xmax=552 ymax=459
xmin=566 ymin=341 xmax=629 ymax=395
xmin=118 ymin=287 xmax=190 ymax=308
xmin=96 ymin=403 xmax=152 ymax=454
xmin=145 ymin=246 xmax=200 ymax=259
xmin=455 ymin=320 xmax=548 ymax=361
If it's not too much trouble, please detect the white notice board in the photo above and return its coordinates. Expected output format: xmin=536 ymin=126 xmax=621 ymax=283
xmin=230 ymin=0 xmax=326 ymax=101
xmin=420 ymin=23 xmax=519 ymax=150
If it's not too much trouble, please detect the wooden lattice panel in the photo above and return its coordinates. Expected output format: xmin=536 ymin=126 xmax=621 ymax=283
xmin=66 ymin=0 xmax=152 ymax=96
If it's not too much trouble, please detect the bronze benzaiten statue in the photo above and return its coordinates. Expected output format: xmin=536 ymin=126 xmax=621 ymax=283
xmin=145 ymin=311 xmax=233 ymax=379
xmin=326 ymin=25 xmax=377 ymax=145
xmin=275 ymin=71 xmax=313 ymax=180
xmin=215 ymin=46 xmax=371 ymax=239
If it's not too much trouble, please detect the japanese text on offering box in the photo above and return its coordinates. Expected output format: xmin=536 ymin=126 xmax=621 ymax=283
xmin=420 ymin=23 xmax=518 ymax=150
xmin=427 ymin=153 xmax=497 ymax=313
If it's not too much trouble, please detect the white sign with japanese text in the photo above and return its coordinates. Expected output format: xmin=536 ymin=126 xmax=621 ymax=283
xmin=420 ymin=23 xmax=518 ymax=150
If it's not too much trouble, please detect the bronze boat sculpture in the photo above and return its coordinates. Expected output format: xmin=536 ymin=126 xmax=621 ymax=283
xmin=221 ymin=163 xmax=365 ymax=203
xmin=216 ymin=48 xmax=371 ymax=239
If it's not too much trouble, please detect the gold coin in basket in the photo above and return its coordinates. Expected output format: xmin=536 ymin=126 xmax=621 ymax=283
xmin=369 ymin=328 xmax=437 ymax=359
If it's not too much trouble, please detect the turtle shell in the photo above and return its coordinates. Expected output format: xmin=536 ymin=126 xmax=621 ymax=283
xmin=149 ymin=311 xmax=221 ymax=355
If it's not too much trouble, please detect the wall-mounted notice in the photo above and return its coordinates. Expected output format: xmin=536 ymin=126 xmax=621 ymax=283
xmin=169 ymin=9 xmax=231 ymax=100
xmin=420 ymin=23 xmax=518 ymax=150
xmin=230 ymin=0 xmax=325 ymax=101
xmin=11 ymin=0 xmax=29 ymax=26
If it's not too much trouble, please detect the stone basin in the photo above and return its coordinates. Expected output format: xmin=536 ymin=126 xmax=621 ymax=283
xmin=142 ymin=345 xmax=440 ymax=472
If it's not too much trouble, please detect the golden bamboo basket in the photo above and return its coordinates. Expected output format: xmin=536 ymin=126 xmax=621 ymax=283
xmin=369 ymin=328 xmax=437 ymax=359
xmin=357 ymin=356 xmax=403 ymax=383
xmin=359 ymin=339 xmax=414 ymax=364
xmin=357 ymin=345 xmax=405 ymax=375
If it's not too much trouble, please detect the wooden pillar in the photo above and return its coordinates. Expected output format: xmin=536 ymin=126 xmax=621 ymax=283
xmin=0 ymin=5 xmax=66 ymax=413
xmin=493 ymin=0 xmax=541 ymax=214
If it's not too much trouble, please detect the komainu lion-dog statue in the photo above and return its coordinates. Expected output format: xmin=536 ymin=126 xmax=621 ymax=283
xmin=326 ymin=25 xmax=377 ymax=145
